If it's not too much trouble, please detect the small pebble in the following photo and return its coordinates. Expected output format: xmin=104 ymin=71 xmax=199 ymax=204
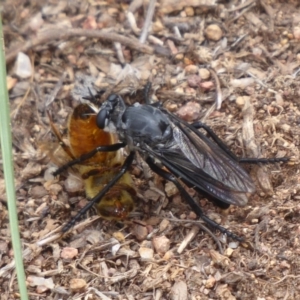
xmin=69 ymin=278 xmax=87 ymax=291
xmin=6 ymin=76 xmax=17 ymax=91
xmin=187 ymin=75 xmax=201 ymax=88
xmin=236 ymin=96 xmax=248 ymax=107
xmin=14 ymin=52 xmax=32 ymax=78
xmin=231 ymin=78 xmax=254 ymax=88
xmin=48 ymin=183 xmax=63 ymax=196
xmin=205 ymin=276 xmax=216 ymax=289
xmin=27 ymin=276 xmax=54 ymax=292
xmin=29 ymin=185 xmax=48 ymax=198
xmin=29 ymin=12 xmax=44 ymax=31
xmin=293 ymin=26 xmax=300 ymax=40
xmin=132 ymin=224 xmax=148 ymax=241
xmin=199 ymin=81 xmax=214 ymax=91
xmin=152 ymin=236 xmax=170 ymax=255
xmin=159 ymin=219 xmax=170 ymax=232
xmin=61 ymin=247 xmax=78 ymax=259
xmin=165 ymin=182 xmax=178 ymax=197
xmin=224 ymin=247 xmax=234 ymax=257
xmin=177 ymin=102 xmax=201 ymax=122
xmin=199 ymin=68 xmax=210 ymax=80
xmin=205 ymin=24 xmax=223 ymax=41
xmin=185 ymin=64 xmax=199 ymax=74
xmin=163 ymin=250 xmax=174 ymax=260
xmin=139 ymin=247 xmax=154 ymax=260
xmin=184 ymin=6 xmax=194 ymax=17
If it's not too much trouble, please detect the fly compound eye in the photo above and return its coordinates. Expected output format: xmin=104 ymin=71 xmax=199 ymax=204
xmin=96 ymin=108 xmax=108 ymax=129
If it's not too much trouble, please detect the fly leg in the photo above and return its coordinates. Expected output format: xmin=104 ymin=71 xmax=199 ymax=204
xmin=62 ymin=151 xmax=135 ymax=232
xmin=53 ymin=142 xmax=126 ymax=176
xmin=47 ymin=110 xmax=75 ymax=160
xmin=143 ymin=82 xmax=164 ymax=108
xmin=83 ymin=87 xmax=105 ymax=102
xmin=145 ymin=157 xmax=244 ymax=242
xmin=191 ymin=121 xmax=289 ymax=164
xmin=144 ymin=82 xmax=152 ymax=104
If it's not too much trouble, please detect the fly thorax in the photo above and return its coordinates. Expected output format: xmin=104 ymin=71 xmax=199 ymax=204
xmin=121 ymin=105 xmax=173 ymax=147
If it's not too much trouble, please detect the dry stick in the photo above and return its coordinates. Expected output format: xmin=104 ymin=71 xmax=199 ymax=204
xmin=242 ymin=97 xmax=259 ymax=158
xmin=242 ymin=98 xmax=273 ymax=193
xmin=10 ymin=85 xmax=31 ymax=119
xmin=226 ymin=2 xmax=256 ymax=27
xmin=177 ymin=225 xmax=200 ymax=254
xmin=45 ymin=71 xmax=67 ymax=107
xmin=209 ymin=67 xmax=223 ymax=110
xmin=114 ymin=42 xmax=125 ymax=65
xmin=273 ymin=274 xmax=300 ymax=285
xmin=166 ymin=216 xmax=224 ymax=254
xmin=36 ymin=216 xmax=101 ymax=247
xmin=226 ymin=0 xmax=256 ymax=12
xmin=127 ymin=11 xmax=141 ymax=35
xmin=139 ymin=0 xmax=157 ymax=44
xmin=87 ymin=288 xmax=112 ymax=300
xmin=6 ymin=28 xmax=157 ymax=64
xmin=258 ymin=0 xmax=275 ymax=32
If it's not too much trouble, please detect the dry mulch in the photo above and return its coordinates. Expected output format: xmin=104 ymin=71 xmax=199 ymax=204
xmin=2 ymin=0 xmax=300 ymax=299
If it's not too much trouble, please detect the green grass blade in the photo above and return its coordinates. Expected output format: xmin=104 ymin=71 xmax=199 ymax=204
xmin=0 ymin=14 xmax=29 ymax=300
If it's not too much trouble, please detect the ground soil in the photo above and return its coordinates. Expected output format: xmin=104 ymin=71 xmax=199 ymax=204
xmin=2 ymin=0 xmax=300 ymax=299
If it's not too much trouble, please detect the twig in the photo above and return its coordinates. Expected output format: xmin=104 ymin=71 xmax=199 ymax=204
xmin=114 ymin=42 xmax=125 ymax=65
xmin=177 ymin=225 xmax=200 ymax=254
xmin=244 ymin=11 xmax=268 ymax=32
xmin=258 ymin=0 xmax=275 ymax=32
xmin=6 ymin=27 xmax=159 ymax=64
xmin=242 ymin=97 xmax=259 ymax=157
xmin=45 ymin=72 xmax=67 ymax=107
xmin=166 ymin=215 xmax=224 ymax=254
xmin=10 ymin=84 xmax=31 ymax=119
xmin=209 ymin=67 xmax=222 ymax=110
xmin=87 ymin=288 xmax=112 ymax=300
xmin=242 ymin=99 xmax=273 ymax=193
xmin=0 ymin=248 xmax=32 ymax=278
xmin=139 ymin=0 xmax=157 ymax=44
xmin=36 ymin=215 xmax=101 ymax=247
xmin=226 ymin=2 xmax=256 ymax=27
xmin=273 ymin=274 xmax=300 ymax=285
xmin=226 ymin=0 xmax=256 ymax=12
xmin=127 ymin=12 xmax=141 ymax=35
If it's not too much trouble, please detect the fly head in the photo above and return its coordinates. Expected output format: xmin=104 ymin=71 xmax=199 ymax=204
xmin=96 ymin=94 xmax=126 ymax=132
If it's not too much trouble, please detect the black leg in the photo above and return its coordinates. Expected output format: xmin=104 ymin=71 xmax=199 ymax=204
xmin=191 ymin=121 xmax=238 ymax=160
xmin=238 ymin=157 xmax=289 ymax=163
xmin=143 ymin=82 xmax=162 ymax=108
xmin=145 ymin=157 xmax=243 ymax=242
xmin=62 ymin=151 xmax=135 ymax=232
xmin=53 ymin=142 xmax=126 ymax=176
xmin=191 ymin=121 xmax=289 ymax=164
xmin=144 ymin=82 xmax=152 ymax=104
xmin=82 ymin=88 xmax=106 ymax=105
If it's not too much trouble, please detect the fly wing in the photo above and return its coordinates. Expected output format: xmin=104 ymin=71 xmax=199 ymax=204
xmin=152 ymin=114 xmax=256 ymax=206
xmin=158 ymin=149 xmax=250 ymax=206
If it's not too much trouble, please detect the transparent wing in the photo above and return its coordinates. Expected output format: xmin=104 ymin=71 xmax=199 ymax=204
xmin=150 ymin=113 xmax=256 ymax=206
xmin=158 ymin=149 xmax=251 ymax=206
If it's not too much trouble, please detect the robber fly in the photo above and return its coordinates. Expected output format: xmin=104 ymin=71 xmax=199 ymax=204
xmin=59 ymin=92 xmax=288 ymax=241
xmin=50 ymin=103 xmax=136 ymax=222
